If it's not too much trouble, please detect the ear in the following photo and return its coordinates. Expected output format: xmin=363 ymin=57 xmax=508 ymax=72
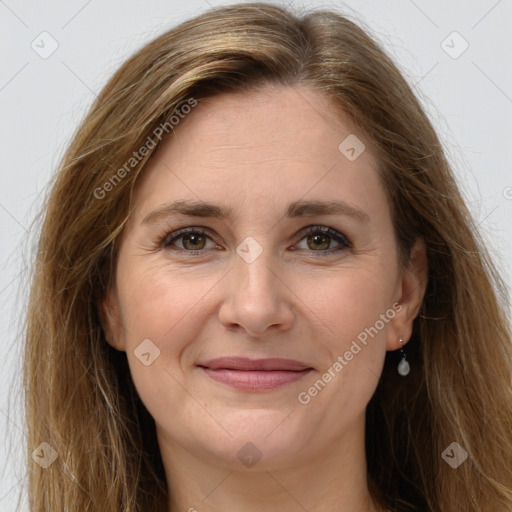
xmin=98 ymin=287 xmax=127 ymax=352
xmin=386 ymin=237 xmax=428 ymax=351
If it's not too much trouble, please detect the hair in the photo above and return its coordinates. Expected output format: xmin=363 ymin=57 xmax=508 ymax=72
xmin=22 ymin=2 xmax=512 ymax=511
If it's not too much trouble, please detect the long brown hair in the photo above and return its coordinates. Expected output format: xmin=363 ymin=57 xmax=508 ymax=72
xmin=22 ymin=3 xmax=512 ymax=511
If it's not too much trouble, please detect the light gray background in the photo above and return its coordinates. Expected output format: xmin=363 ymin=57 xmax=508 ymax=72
xmin=1 ymin=1 xmax=511 ymax=509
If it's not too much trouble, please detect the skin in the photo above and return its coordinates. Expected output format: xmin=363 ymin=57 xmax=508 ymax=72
xmin=101 ymin=84 xmax=428 ymax=512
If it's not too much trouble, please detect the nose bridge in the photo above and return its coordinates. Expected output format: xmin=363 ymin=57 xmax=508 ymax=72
xmin=234 ymin=237 xmax=278 ymax=302
xmin=218 ymin=235 xmax=294 ymax=336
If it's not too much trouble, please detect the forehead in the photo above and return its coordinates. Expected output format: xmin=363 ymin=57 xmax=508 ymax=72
xmin=164 ymin=85 xmax=375 ymax=165
xmin=130 ymin=85 xmax=387 ymax=223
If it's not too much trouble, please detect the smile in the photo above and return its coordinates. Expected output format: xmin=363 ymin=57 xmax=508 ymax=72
xmin=196 ymin=357 xmax=314 ymax=391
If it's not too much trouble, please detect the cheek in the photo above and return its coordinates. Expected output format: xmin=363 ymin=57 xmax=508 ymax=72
xmin=293 ymin=261 xmax=396 ymax=412
xmin=295 ymin=273 xmax=392 ymax=422
xmin=117 ymin=257 xmax=220 ymax=345
xmin=114 ymin=259 xmax=221 ymax=393
xmin=297 ymin=262 xmax=396 ymax=346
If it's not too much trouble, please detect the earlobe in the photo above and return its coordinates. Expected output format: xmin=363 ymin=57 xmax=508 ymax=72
xmin=386 ymin=237 xmax=428 ymax=351
xmin=98 ymin=288 xmax=126 ymax=352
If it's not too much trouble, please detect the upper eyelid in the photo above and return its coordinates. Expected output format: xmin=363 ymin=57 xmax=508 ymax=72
xmin=294 ymin=226 xmax=351 ymax=249
xmin=162 ymin=226 xmax=216 ymax=245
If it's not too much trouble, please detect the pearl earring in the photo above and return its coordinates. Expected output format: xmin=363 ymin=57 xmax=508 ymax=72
xmin=397 ymin=337 xmax=410 ymax=376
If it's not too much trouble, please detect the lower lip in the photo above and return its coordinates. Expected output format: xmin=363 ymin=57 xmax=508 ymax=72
xmin=200 ymin=367 xmax=314 ymax=391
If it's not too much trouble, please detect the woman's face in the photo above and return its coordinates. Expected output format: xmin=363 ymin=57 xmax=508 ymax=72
xmin=102 ymin=85 xmax=425 ymax=471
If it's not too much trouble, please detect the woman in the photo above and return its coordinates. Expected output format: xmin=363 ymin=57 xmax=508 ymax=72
xmin=24 ymin=3 xmax=512 ymax=511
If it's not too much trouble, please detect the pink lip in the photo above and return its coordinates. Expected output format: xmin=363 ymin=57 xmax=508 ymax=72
xmin=197 ymin=357 xmax=314 ymax=391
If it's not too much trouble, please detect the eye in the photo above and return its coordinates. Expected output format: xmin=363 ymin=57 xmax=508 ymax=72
xmin=161 ymin=227 xmax=218 ymax=253
xmin=160 ymin=225 xmax=351 ymax=256
xmin=294 ymin=225 xmax=352 ymax=255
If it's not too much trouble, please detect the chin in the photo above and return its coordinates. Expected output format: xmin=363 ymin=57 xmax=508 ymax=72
xmin=179 ymin=411 xmax=314 ymax=471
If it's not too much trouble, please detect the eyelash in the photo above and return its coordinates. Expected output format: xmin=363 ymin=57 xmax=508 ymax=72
xmin=158 ymin=225 xmax=352 ymax=257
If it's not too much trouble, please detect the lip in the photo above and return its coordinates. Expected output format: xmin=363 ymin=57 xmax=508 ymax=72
xmin=198 ymin=357 xmax=312 ymax=371
xmin=197 ymin=357 xmax=314 ymax=391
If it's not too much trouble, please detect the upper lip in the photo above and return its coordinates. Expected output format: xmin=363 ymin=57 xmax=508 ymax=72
xmin=197 ymin=357 xmax=312 ymax=371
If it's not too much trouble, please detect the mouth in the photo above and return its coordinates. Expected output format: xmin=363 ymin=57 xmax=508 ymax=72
xmin=196 ymin=357 xmax=314 ymax=391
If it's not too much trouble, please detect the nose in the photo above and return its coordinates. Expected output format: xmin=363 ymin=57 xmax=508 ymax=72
xmin=218 ymin=247 xmax=295 ymax=338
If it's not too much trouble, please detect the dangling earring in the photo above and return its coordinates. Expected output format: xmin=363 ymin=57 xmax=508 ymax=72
xmin=397 ymin=337 xmax=410 ymax=376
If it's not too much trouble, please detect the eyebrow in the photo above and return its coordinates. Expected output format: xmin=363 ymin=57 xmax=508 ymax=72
xmin=142 ymin=199 xmax=370 ymax=225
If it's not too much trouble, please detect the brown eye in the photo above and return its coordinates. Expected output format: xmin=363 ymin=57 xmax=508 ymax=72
xmin=162 ymin=228 xmax=216 ymax=253
xmin=181 ymin=233 xmax=207 ymax=250
xmin=306 ymin=233 xmax=331 ymax=251
xmin=295 ymin=226 xmax=352 ymax=255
